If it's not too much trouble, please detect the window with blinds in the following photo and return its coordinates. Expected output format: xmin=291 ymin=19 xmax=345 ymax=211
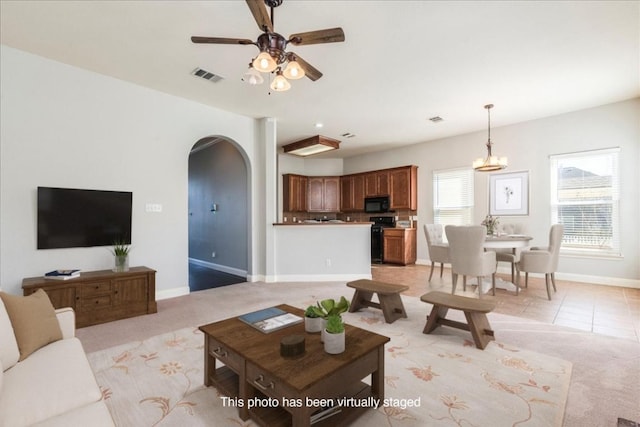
xmin=433 ymin=167 xmax=474 ymax=227
xmin=550 ymin=148 xmax=620 ymax=256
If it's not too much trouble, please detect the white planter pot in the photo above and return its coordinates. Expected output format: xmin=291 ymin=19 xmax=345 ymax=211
xmin=304 ymin=316 xmax=324 ymax=333
xmin=323 ymin=330 xmax=345 ymax=354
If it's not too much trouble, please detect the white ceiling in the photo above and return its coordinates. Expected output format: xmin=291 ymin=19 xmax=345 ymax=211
xmin=1 ymin=1 xmax=638 ymax=158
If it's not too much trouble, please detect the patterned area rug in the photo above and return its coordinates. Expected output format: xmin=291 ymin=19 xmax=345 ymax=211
xmin=87 ymin=292 xmax=572 ymax=426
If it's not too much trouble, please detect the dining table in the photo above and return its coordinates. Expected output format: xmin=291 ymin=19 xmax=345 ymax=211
xmin=473 ymin=234 xmax=533 ymax=293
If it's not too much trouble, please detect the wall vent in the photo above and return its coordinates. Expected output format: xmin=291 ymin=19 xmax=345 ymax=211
xmin=428 ymin=116 xmax=444 ymax=123
xmin=191 ymin=67 xmax=223 ymax=83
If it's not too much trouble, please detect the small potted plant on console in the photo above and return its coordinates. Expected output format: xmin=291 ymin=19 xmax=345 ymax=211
xmin=323 ymin=314 xmax=346 ymax=354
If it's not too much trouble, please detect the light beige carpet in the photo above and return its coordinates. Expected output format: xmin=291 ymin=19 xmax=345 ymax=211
xmin=87 ymin=288 xmax=572 ymax=426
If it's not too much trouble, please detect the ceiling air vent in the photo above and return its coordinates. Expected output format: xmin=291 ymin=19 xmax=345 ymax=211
xmin=191 ymin=67 xmax=223 ymax=83
xmin=341 ymin=132 xmax=356 ymax=138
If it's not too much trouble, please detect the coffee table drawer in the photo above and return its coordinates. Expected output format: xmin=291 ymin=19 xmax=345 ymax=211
xmin=208 ymin=338 xmax=242 ymax=372
xmin=246 ymin=361 xmax=292 ymax=400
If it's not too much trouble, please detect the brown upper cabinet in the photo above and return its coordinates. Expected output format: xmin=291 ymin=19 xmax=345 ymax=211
xmin=283 ymin=174 xmax=308 ymax=212
xmin=307 ymin=177 xmax=340 ymax=212
xmin=285 ymin=165 xmax=416 ymax=213
xmin=341 ymin=174 xmax=365 ymax=212
xmin=389 ymin=166 xmax=418 ymax=210
xmin=365 ymin=170 xmax=390 ymax=197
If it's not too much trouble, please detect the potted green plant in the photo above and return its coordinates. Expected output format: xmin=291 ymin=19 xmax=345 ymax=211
xmin=323 ymin=314 xmax=346 ymax=354
xmin=316 ymin=296 xmax=349 ymax=342
xmin=304 ymin=305 xmax=324 ymax=333
xmin=111 ymin=240 xmax=131 ymax=272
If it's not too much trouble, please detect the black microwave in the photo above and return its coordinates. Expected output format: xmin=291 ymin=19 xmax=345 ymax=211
xmin=364 ymin=196 xmax=390 ymax=213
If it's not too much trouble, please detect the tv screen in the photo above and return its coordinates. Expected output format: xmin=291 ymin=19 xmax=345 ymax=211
xmin=37 ymin=187 xmax=132 ymax=249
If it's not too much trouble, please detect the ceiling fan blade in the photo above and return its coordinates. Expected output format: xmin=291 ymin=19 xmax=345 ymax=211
xmin=291 ymin=54 xmax=323 ymax=81
xmin=246 ymin=0 xmax=273 ymax=32
xmin=191 ymin=36 xmax=254 ymax=45
xmin=288 ymin=27 xmax=345 ymax=45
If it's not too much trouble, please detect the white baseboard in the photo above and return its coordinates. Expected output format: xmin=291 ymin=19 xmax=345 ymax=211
xmin=156 ymin=286 xmax=190 ymax=301
xmin=417 ymin=258 xmax=639 ymax=289
xmin=188 ymin=258 xmax=247 ymax=278
xmin=266 ymin=273 xmax=372 ymax=283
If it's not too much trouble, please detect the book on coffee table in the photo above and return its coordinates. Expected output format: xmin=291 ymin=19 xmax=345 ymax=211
xmin=239 ymin=307 xmax=303 ymax=333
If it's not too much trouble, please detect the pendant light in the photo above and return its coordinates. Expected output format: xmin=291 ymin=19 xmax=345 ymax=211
xmin=473 ymin=104 xmax=507 ymax=171
xmin=242 ymin=63 xmax=264 ymax=85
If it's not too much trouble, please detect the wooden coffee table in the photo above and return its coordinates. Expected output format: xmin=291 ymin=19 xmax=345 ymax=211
xmin=199 ymin=304 xmax=390 ymax=427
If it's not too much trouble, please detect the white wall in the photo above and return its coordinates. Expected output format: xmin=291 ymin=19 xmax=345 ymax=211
xmin=344 ymin=98 xmax=640 ymax=285
xmin=0 ymin=46 xmax=265 ymax=297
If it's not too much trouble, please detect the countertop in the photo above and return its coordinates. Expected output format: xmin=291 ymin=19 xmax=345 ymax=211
xmin=273 ymin=221 xmax=373 ymax=226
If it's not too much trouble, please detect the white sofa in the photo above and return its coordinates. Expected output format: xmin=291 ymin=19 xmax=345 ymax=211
xmin=0 ymin=297 xmax=114 ymax=427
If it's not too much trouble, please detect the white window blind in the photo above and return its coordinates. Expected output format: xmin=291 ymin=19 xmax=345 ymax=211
xmin=433 ymin=168 xmax=474 ymax=226
xmin=550 ymin=148 xmax=620 ymax=256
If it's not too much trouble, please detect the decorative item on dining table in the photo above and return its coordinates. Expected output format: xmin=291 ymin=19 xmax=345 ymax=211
xmin=481 ymin=215 xmax=499 ymax=236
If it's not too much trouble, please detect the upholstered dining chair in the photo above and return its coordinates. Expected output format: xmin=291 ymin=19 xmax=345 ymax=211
xmin=492 ymin=223 xmax=526 ymax=289
xmin=445 ymin=225 xmax=497 ymax=298
xmin=517 ymin=224 xmax=564 ymax=300
xmin=423 ymin=224 xmax=450 ymax=282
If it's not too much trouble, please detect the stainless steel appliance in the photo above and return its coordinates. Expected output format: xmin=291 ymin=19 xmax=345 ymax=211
xmin=364 ymin=196 xmax=390 ymax=213
xmin=370 ymin=216 xmax=395 ymax=263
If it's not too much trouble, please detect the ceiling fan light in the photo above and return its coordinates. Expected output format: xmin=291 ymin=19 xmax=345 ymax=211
xmin=283 ymin=60 xmax=305 ymax=80
xmin=253 ymin=51 xmax=277 ymax=73
xmin=270 ymin=72 xmax=291 ymax=92
xmin=242 ymin=67 xmax=264 ymax=85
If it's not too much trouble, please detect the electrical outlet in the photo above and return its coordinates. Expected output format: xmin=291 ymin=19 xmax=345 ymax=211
xmin=325 ymin=258 xmax=331 ymax=267
xmin=212 ymin=252 xmax=216 ymax=258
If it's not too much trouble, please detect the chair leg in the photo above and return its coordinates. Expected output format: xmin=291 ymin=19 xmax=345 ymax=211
xmin=429 ymin=262 xmax=435 ymax=282
xmin=510 ymin=263 xmax=515 ymax=283
xmin=463 ymin=275 xmax=467 ymax=291
xmin=491 ymin=273 xmax=496 ymax=296
xmin=477 ymin=276 xmax=483 ymax=298
xmin=525 ymin=272 xmax=529 ymax=288
xmin=545 ymin=274 xmax=552 ymax=300
xmin=440 ymin=263 xmax=444 ymax=278
xmin=515 ymin=265 xmax=521 ymax=296
xmin=551 ymin=272 xmax=557 ymax=292
xmin=452 ymin=273 xmax=458 ymax=295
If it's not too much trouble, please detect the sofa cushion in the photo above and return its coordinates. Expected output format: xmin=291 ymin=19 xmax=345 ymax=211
xmin=32 ymin=401 xmax=114 ymax=427
xmin=0 ymin=298 xmax=20 ymax=370
xmin=0 ymin=289 xmax=63 ymax=361
xmin=0 ymin=337 xmax=102 ymax=427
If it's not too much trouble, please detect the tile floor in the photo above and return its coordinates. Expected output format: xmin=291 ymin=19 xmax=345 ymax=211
xmin=371 ymin=263 xmax=640 ymax=342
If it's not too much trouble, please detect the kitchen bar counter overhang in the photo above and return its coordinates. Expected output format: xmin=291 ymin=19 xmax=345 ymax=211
xmin=272 ymin=223 xmax=372 ymax=282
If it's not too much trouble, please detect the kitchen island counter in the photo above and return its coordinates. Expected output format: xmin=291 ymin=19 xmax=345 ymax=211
xmin=272 ymin=222 xmax=371 ymax=282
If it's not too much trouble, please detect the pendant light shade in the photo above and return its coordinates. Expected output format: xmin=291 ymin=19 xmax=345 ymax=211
xmin=473 ymin=104 xmax=507 ymax=171
xmin=283 ymin=59 xmax=305 ymax=80
xmin=242 ymin=66 xmax=264 ymax=85
xmin=270 ymin=70 xmax=291 ymax=92
xmin=253 ymin=51 xmax=278 ymax=73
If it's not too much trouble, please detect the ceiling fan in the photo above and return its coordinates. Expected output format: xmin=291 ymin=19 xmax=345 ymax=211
xmin=191 ymin=0 xmax=345 ymax=91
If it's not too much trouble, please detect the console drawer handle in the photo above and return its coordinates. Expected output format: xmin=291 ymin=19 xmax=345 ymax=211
xmin=253 ymin=374 xmax=274 ymax=391
xmin=212 ymin=347 xmax=227 ymax=358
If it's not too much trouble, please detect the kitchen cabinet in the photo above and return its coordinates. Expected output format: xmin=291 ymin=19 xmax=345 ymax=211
xmin=307 ymin=177 xmax=340 ymax=212
xmin=383 ymin=228 xmax=417 ymax=265
xmin=389 ymin=166 xmax=418 ymax=210
xmin=341 ymin=174 xmax=365 ymax=212
xmin=365 ymin=170 xmax=390 ymax=197
xmin=282 ymin=174 xmax=307 ymax=212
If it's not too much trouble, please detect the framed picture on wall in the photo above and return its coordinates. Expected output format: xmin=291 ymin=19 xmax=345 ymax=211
xmin=489 ymin=170 xmax=529 ymax=216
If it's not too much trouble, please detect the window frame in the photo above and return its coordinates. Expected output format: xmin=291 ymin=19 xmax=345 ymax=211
xmin=550 ymin=147 xmax=621 ymax=258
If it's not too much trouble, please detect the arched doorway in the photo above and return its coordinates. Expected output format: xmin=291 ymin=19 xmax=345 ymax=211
xmin=188 ymin=136 xmax=249 ymax=291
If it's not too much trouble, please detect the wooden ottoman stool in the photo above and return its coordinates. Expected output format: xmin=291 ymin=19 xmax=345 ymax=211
xmin=347 ymin=279 xmax=409 ymax=324
xmin=420 ymin=291 xmax=496 ymax=349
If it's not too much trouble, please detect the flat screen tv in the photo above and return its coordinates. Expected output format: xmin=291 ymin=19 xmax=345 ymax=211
xmin=37 ymin=187 xmax=132 ymax=249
